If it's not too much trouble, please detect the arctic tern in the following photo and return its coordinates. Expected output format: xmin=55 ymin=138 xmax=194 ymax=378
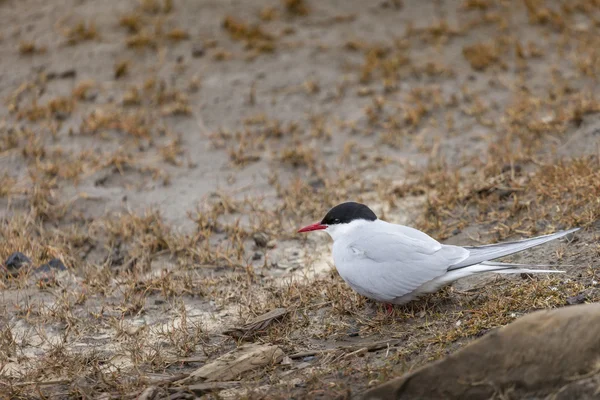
xmin=298 ymin=202 xmax=578 ymax=305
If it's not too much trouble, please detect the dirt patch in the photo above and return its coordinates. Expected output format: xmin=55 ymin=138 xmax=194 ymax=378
xmin=1 ymin=0 xmax=600 ymax=398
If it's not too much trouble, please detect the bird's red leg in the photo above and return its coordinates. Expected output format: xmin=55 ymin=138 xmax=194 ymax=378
xmin=385 ymin=303 xmax=394 ymax=315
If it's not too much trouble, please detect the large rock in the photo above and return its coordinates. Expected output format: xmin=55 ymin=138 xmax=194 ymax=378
xmin=361 ymin=304 xmax=600 ymax=400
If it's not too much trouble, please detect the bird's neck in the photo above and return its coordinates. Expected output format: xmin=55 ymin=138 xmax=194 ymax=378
xmin=326 ymin=219 xmax=374 ymax=241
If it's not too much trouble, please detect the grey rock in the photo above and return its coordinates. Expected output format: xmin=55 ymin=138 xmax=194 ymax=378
xmin=4 ymin=252 xmax=32 ymax=275
xmin=361 ymin=304 xmax=600 ymax=400
xmin=566 ymin=292 xmax=587 ymax=305
xmin=253 ymin=232 xmax=269 ymax=248
xmin=36 ymin=258 xmax=67 ymax=273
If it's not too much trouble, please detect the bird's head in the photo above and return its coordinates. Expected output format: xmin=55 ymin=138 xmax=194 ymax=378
xmin=297 ymin=202 xmax=377 ymax=240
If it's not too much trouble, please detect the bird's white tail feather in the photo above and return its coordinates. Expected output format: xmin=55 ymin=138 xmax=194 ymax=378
xmin=448 ymin=228 xmax=579 ymax=270
xmin=452 ymin=263 xmax=564 ymax=276
xmin=492 ymin=268 xmax=565 ymax=274
xmin=418 ymin=263 xmax=565 ymax=296
xmin=480 ymin=261 xmax=571 ymax=268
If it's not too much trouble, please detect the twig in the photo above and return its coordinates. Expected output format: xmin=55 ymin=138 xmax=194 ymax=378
xmin=289 ymin=339 xmax=401 ymax=359
xmin=9 ymin=379 xmax=71 ymax=387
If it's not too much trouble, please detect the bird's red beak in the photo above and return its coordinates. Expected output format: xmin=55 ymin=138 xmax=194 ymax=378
xmin=297 ymin=223 xmax=327 ymax=233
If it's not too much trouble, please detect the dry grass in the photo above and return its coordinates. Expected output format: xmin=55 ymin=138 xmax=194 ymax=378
xmin=222 ymin=16 xmax=276 ymax=53
xmin=165 ymin=28 xmax=189 ymax=41
xmin=15 ymin=97 xmax=75 ymax=122
xmin=114 ymin=60 xmax=130 ymax=79
xmin=462 ymin=40 xmax=503 ymax=71
xmin=59 ymin=20 xmax=99 ymax=45
xmin=18 ymin=41 xmax=46 ymax=55
xmin=119 ymin=2 xmax=189 ymax=50
xmin=408 ymin=155 xmax=600 ymax=241
xmin=72 ymin=80 xmax=96 ymax=101
xmin=2 ymin=0 xmax=600 ymax=398
xmin=283 ymin=0 xmax=310 ymax=16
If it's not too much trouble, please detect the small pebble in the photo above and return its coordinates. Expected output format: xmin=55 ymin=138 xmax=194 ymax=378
xmin=47 ymin=69 xmax=77 ymax=80
xmin=36 ymin=258 xmax=67 ymax=273
xmin=191 ymin=44 xmax=205 ymax=58
xmin=4 ymin=252 xmax=31 ymax=275
xmin=253 ymin=232 xmax=269 ymax=248
xmin=5 ymin=251 xmax=31 ymax=269
xmin=566 ymin=293 xmax=586 ymax=305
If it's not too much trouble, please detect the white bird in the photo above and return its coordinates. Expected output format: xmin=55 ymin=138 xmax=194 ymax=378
xmin=298 ymin=202 xmax=578 ymax=305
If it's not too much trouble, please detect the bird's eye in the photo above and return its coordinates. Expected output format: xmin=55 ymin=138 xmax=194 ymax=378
xmin=334 ymin=218 xmax=340 ymax=223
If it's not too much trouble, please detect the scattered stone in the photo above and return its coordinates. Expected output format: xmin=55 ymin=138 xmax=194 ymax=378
xmin=520 ymin=272 xmax=534 ymax=279
xmin=308 ymin=178 xmax=325 ymax=189
xmin=81 ymin=90 xmax=98 ymax=102
xmin=347 ymin=327 xmax=360 ymax=337
xmin=501 ymin=163 xmax=522 ymax=174
xmin=191 ymin=44 xmax=205 ymax=58
xmin=253 ymin=232 xmax=269 ymax=248
xmin=566 ymin=292 xmax=586 ymax=305
xmin=280 ymin=356 xmax=293 ymax=366
xmin=273 ymin=260 xmax=298 ymax=270
xmin=3 ymin=252 xmax=32 ymax=276
xmin=36 ymin=258 xmax=67 ymax=273
xmin=252 ymin=252 xmax=262 ymax=260
xmin=361 ymin=304 xmax=600 ymax=400
xmin=380 ymin=0 xmax=403 ymax=9
xmin=53 ymin=111 xmax=70 ymax=121
xmin=177 ymin=344 xmax=284 ymax=383
xmin=47 ymin=69 xmax=77 ymax=80
xmin=34 ymin=258 xmax=68 ymax=285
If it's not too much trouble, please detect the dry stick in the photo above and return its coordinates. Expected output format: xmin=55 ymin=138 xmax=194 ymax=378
xmin=9 ymin=379 xmax=71 ymax=387
xmin=172 ymin=381 xmax=242 ymax=394
xmin=289 ymin=339 xmax=402 ymax=359
xmin=173 ymin=356 xmax=208 ymax=364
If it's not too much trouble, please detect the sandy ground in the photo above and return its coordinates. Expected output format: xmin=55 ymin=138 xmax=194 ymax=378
xmin=1 ymin=0 xmax=600 ymax=398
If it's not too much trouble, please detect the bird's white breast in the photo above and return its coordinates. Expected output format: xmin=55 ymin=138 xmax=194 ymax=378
xmin=330 ymin=220 xmax=396 ymax=301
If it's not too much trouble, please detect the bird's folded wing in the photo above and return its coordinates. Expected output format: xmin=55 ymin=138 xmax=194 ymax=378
xmin=344 ymin=231 xmax=468 ymax=301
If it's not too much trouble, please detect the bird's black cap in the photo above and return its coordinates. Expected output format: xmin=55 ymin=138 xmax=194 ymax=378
xmin=320 ymin=202 xmax=377 ymax=225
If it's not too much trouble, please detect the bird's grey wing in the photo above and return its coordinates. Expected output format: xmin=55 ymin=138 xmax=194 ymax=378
xmin=448 ymin=228 xmax=579 ymax=270
xmin=343 ymin=231 xmax=468 ymax=301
